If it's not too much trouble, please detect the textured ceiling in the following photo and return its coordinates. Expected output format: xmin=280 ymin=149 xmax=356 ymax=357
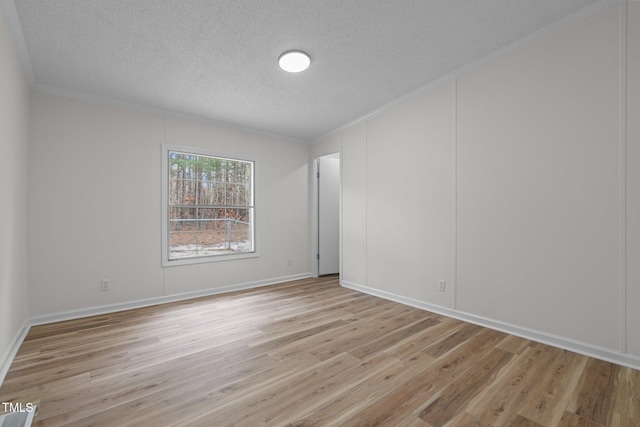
xmin=7 ymin=0 xmax=610 ymax=141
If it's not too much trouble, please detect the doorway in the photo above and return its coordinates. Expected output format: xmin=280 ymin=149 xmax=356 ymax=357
xmin=316 ymin=153 xmax=340 ymax=276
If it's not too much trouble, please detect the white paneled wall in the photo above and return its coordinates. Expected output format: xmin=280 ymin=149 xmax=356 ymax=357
xmin=457 ymin=5 xmax=621 ymax=349
xmin=327 ymin=3 xmax=640 ymax=363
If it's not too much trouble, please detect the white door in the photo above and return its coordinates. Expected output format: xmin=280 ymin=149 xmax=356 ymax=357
xmin=318 ymin=155 xmax=340 ymax=275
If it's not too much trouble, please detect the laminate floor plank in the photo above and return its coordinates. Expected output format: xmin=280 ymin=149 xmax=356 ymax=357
xmin=465 ymin=344 xmax=559 ymax=426
xmin=0 ymin=277 xmax=638 ymax=426
xmin=557 ymin=411 xmax=605 ymax=427
xmin=416 ymin=347 xmax=514 ymax=426
xmin=383 ymin=316 xmax=462 ymax=361
xmin=517 ymin=350 xmax=588 ymax=426
xmin=567 ymin=358 xmax=620 ymax=426
xmin=195 ymin=353 xmax=396 ymax=427
xmin=496 ymin=334 xmax=534 ymax=355
xmin=610 ymin=366 xmax=640 ymax=426
xmin=349 ymin=317 xmax=441 ymax=361
xmin=341 ymin=328 xmax=507 ymax=426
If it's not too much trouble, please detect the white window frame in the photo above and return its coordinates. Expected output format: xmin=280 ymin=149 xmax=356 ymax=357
xmin=161 ymin=144 xmax=259 ymax=267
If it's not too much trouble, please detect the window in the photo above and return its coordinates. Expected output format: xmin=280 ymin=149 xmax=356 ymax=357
xmin=162 ymin=145 xmax=256 ymax=266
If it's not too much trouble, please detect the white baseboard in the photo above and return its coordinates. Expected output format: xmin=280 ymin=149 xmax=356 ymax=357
xmin=0 ymin=273 xmax=311 ymax=388
xmin=341 ymin=280 xmax=640 ymax=371
xmin=0 ymin=319 xmax=30 ymax=387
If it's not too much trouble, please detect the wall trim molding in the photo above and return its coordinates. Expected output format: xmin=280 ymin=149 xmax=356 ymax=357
xmin=341 ymin=280 xmax=640 ymax=371
xmin=0 ymin=273 xmax=311 ymax=388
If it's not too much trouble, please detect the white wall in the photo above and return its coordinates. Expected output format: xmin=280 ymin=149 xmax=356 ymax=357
xmin=366 ymin=83 xmax=455 ymax=307
xmin=341 ymin=123 xmax=367 ymax=286
xmin=330 ymin=3 xmax=640 ymax=360
xmin=0 ymin=7 xmax=29 ymax=369
xmin=28 ymin=92 xmax=310 ymax=316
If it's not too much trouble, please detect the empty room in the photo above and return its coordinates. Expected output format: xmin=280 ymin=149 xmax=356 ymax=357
xmin=1 ymin=0 xmax=639 ymax=426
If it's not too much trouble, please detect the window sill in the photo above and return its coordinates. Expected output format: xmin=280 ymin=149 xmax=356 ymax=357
xmin=162 ymin=251 xmax=259 ymax=267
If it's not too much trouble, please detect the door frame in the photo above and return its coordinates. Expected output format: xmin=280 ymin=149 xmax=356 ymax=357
xmin=311 ymin=150 xmax=341 ymax=278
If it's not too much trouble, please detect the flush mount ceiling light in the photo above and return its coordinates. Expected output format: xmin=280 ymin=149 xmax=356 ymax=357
xmin=278 ymin=50 xmax=311 ymax=73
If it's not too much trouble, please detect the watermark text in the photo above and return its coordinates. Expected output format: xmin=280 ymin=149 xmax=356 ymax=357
xmin=2 ymin=402 xmax=35 ymax=413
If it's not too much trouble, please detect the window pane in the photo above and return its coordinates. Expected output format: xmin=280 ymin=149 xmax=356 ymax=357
xmin=229 ymin=208 xmax=253 ymax=253
xmin=169 ymin=207 xmax=197 ymax=259
xmin=164 ymin=147 xmax=255 ymax=264
xmin=196 ymin=208 xmax=227 ymax=252
xmin=169 ymin=179 xmax=199 ymax=205
xmin=169 ymin=230 xmax=199 ymax=259
xmin=169 ymin=152 xmax=199 ymax=206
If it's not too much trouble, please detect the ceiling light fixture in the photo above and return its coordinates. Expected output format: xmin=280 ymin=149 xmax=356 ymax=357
xmin=278 ymin=50 xmax=311 ymax=73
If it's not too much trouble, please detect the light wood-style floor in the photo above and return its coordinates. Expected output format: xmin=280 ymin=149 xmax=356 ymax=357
xmin=1 ymin=276 xmax=639 ymax=426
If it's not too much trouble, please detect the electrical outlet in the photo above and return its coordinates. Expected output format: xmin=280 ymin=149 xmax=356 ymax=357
xmin=287 ymin=258 xmax=293 ymax=267
xmin=101 ymin=279 xmax=111 ymax=292
xmin=438 ymin=280 xmax=446 ymax=292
